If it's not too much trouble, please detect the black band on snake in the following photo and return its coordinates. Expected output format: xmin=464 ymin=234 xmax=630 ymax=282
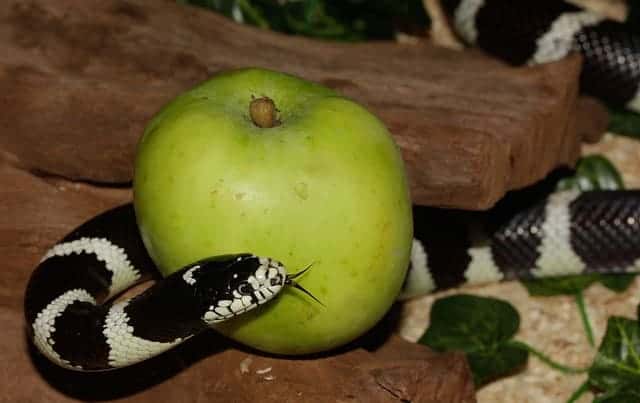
xmin=25 ymin=2 xmax=640 ymax=371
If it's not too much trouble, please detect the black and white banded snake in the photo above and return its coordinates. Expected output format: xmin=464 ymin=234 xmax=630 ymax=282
xmin=25 ymin=0 xmax=640 ymax=371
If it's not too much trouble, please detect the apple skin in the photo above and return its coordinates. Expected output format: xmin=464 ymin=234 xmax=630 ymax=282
xmin=133 ymin=68 xmax=412 ymax=355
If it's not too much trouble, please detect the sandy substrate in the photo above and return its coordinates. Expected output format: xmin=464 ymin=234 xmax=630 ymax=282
xmin=397 ymin=134 xmax=640 ymax=402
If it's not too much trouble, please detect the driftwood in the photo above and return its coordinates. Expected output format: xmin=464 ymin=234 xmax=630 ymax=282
xmin=0 ymin=159 xmax=475 ymax=402
xmin=0 ymin=0 xmax=606 ymax=210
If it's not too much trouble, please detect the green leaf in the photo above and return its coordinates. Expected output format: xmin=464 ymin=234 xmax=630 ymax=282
xmin=419 ymin=294 xmax=526 ymax=385
xmin=521 ymin=274 xmax=600 ymax=296
xmin=593 ymin=383 xmax=640 ymax=403
xmin=588 ymin=316 xmax=640 ymax=393
xmin=419 ymin=294 xmax=588 ymax=385
xmin=608 ymin=105 xmax=640 ymax=138
xmin=522 ymin=273 xmax=637 ymax=297
xmin=599 ymin=274 xmax=638 ymax=293
xmin=466 ymin=344 xmax=529 ymax=385
xmin=177 ymin=0 xmax=430 ymax=41
xmin=556 ymin=155 xmax=625 ymax=192
xmin=420 ymin=294 xmax=520 ymax=353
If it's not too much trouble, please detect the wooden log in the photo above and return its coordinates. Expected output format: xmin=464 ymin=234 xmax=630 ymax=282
xmin=0 ymin=158 xmax=476 ymax=402
xmin=0 ymin=0 xmax=606 ymax=209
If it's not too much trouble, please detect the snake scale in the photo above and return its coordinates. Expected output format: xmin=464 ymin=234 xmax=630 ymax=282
xmin=25 ymin=0 xmax=640 ymax=371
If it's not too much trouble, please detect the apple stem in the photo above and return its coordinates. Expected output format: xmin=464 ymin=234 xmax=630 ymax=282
xmin=249 ymin=96 xmax=279 ymax=128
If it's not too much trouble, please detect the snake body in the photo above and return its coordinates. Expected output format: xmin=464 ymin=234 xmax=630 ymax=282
xmin=25 ymin=2 xmax=640 ymax=371
xmin=402 ymin=189 xmax=640 ymax=298
xmin=442 ymin=0 xmax=640 ymax=111
xmin=24 ymin=205 xmax=289 ymax=371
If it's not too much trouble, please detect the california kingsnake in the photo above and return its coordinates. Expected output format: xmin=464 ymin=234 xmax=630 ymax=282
xmin=24 ymin=205 xmax=315 ymax=371
xmin=25 ymin=2 xmax=640 ymax=372
xmin=441 ymin=0 xmax=640 ymax=112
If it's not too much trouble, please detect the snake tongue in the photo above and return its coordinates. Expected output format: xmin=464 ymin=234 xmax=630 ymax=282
xmin=286 ymin=262 xmax=315 ymax=281
xmin=285 ymin=278 xmax=324 ymax=307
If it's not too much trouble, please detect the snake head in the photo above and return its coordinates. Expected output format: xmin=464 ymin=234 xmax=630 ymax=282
xmin=189 ymin=254 xmax=287 ymax=324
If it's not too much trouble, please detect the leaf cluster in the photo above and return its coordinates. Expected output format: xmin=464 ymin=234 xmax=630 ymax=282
xmin=419 ymin=294 xmax=529 ymax=386
xmin=522 ymin=273 xmax=636 ymax=297
xmin=607 ymin=106 xmax=640 ymax=139
xmin=419 ymin=294 xmax=640 ymax=402
xmin=555 ymin=154 xmax=624 ymax=193
xmin=589 ymin=316 xmax=640 ymax=402
xmin=177 ymin=0 xmax=429 ymax=41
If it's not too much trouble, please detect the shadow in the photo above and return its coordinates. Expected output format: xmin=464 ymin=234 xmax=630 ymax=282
xmin=240 ymin=302 xmax=404 ymax=361
xmin=356 ymin=302 xmax=404 ymax=352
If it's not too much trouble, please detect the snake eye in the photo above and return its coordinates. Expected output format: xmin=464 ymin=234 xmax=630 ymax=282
xmin=237 ymin=281 xmax=253 ymax=295
xmin=270 ymin=277 xmax=280 ymax=286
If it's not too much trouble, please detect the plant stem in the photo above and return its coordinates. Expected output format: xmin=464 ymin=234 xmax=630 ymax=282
xmin=575 ymin=291 xmax=595 ymax=347
xmin=565 ymin=380 xmax=589 ymax=403
xmin=507 ymin=340 xmax=589 ymax=374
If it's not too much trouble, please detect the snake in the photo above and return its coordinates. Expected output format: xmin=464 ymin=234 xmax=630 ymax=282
xmin=402 ymin=188 xmax=640 ymax=299
xmin=24 ymin=204 xmax=316 ymax=371
xmin=441 ymin=0 xmax=640 ymax=112
xmin=24 ymin=2 xmax=640 ymax=371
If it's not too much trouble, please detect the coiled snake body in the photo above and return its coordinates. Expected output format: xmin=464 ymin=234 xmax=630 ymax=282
xmin=25 ymin=205 xmax=292 ymax=371
xmin=25 ymin=1 xmax=640 ymax=371
xmin=442 ymin=0 xmax=640 ymax=111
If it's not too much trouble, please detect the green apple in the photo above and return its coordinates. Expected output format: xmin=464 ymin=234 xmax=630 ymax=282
xmin=133 ymin=67 xmax=412 ymax=355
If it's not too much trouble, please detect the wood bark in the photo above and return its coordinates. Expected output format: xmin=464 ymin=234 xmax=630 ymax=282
xmin=0 ymin=0 xmax=606 ymax=209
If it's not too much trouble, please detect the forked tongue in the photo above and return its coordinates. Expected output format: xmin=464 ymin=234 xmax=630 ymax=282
xmin=286 ymin=263 xmax=325 ymax=307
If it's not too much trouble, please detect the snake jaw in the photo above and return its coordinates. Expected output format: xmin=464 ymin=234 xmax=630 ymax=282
xmin=199 ymin=255 xmax=289 ymax=325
